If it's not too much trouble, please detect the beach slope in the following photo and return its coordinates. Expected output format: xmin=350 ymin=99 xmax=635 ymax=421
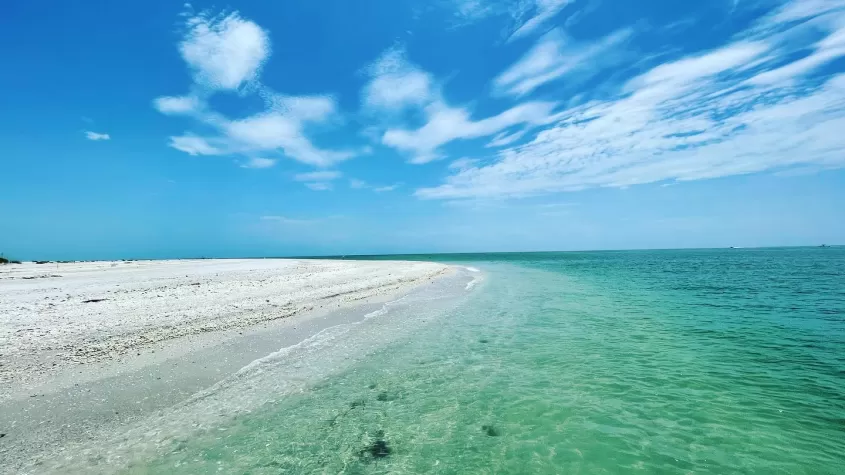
xmin=0 ymin=258 xmax=448 ymax=400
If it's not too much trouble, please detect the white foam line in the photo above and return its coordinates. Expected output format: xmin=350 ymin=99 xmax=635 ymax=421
xmin=464 ymin=266 xmax=481 ymax=272
xmin=187 ymin=295 xmax=411 ymax=403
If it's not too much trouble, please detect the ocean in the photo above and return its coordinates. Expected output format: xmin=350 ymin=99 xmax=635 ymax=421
xmin=133 ymin=248 xmax=844 ymax=474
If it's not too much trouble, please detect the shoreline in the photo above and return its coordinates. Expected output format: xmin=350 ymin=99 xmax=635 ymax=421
xmin=0 ymin=258 xmax=449 ymax=400
xmin=0 ymin=258 xmax=468 ymax=474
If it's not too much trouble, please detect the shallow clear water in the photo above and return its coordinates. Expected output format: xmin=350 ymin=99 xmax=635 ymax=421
xmin=136 ymin=248 xmax=844 ymax=474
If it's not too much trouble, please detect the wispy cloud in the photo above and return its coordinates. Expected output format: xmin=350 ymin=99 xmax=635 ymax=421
xmin=494 ymin=27 xmax=632 ymax=96
xmin=154 ymin=95 xmax=201 ymax=115
xmin=362 ymin=44 xmax=566 ymax=164
xmin=382 ymin=99 xmax=561 ymax=163
xmin=240 ymin=157 xmax=276 ymax=169
xmin=294 ymin=170 xmax=342 ymax=182
xmin=85 ymin=131 xmax=110 ymax=141
xmin=449 ymin=157 xmax=480 ymax=170
xmin=510 ymin=0 xmax=574 ymax=41
xmin=450 ymin=0 xmax=498 ymax=22
xmin=445 ymin=0 xmax=574 ymax=37
xmin=168 ymin=134 xmax=223 ymax=155
xmin=374 ymin=183 xmax=402 ymax=192
xmin=154 ymin=10 xmax=358 ymax=168
xmin=349 ymin=178 xmax=368 ymax=189
xmin=345 ymin=177 xmax=402 ymax=192
xmin=304 ymin=182 xmax=333 ymax=191
xmin=486 ymin=129 xmax=526 ymax=147
xmin=293 ymin=170 xmax=341 ymax=191
xmin=418 ymin=0 xmax=845 ymax=199
xmin=362 ymin=46 xmax=436 ymax=112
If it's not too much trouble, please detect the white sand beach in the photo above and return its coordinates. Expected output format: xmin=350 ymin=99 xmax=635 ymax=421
xmin=0 ymin=258 xmax=449 ymax=401
xmin=1 ymin=258 xmax=460 ymax=473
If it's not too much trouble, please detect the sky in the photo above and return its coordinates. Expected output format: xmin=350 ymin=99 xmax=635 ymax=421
xmin=1 ymin=0 xmax=845 ymax=260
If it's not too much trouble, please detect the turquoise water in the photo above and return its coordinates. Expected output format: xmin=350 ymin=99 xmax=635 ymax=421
xmin=137 ymin=248 xmax=844 ymax=474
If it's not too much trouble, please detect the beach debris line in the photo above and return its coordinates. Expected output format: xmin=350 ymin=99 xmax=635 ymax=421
xmin=82 ymin=298 xmax=109 ymax=303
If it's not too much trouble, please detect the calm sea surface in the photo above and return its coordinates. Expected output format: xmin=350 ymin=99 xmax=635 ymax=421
xmin=137 ymin=248 xmax=845 ymax=474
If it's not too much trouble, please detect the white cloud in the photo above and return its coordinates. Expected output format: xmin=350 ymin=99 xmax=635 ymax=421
xmin=294 ymin=170 xmax=342 ymax=182
xmin=768 ymin=0 xmax=845 ymax=24
xmin=449 ymin=157 xmax=480 ymax=169
xmin=374 ymin=183 xmax=402 ymax=192
xmin=224 ymin=112 xmax=354 ymax=167
xmin=363 ymin=44 xmax=564 ymax=163
xmin=168 ymin=134 xmax=224 ymax=155
xmin=634 ymin=41 xmax=767 ymax=87
xmin=383 ymin=100 xmax=560 ymax=163
xmin=153 ymin=95 xmax=201 ymax=115
xmin=180 ymin=11 xmax=270 ymax=90
xmin=304 ymin=182 xmax=333 ymax=191
xmin=240 ymin=157 xmax=276 ymax=169
xmin=451 ymin=0 xmax=497 ymax=21
xmin=418 ymin=1 xmax=845 ymax=199
xmin=264 ymin=94 xmax=337 ymax=121
xmin=487 ymin=129 xmax=526 ymax=147
xmin=510 ymin=0 xmax=574 ymax=40
xmin=749 ymin=16 xmax=845 ymax=85
xmin=84 ymin=131 xmax=110 ymax=141
xmin=349 ymin=178 xmax=368 ymax=189
xmin=155 ymin=10 xmax=358 ymax=168
xmin=346 ymin=177 xmax=401 ymax=192
xmin=494 ymin=28 xmax=632 ymax=96
xmin=362 ymin=46 xmax=436 ymax=111
xmin=294 ymin=170 xmax=341 ymax=191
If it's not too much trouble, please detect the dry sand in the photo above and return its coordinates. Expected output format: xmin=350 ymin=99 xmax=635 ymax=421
xmin=0 ymin=258 xmax=449 ymax=401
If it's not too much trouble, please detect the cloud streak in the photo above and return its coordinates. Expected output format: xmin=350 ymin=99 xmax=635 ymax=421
xmin=418 ymin=0 xmax=845 ymax=199
xmin=241 ymin=157 xmax=277 ymax=169
xmin=364 ymin=46 xmax=563 ymax=163
xmin=294 ymin=170 xmax=341 ymax=191
xmin=510 ymin=0 xmax=574 ymax=40
xmin=383 ymin=100 xmax=560 ymax=163
xmin=294 ymin=170 xmax=342 ymax=182
xmin=85 ymin=131 xmax=111 ymax=141
xmin=494 ymin=27 xmax=632 ymax=96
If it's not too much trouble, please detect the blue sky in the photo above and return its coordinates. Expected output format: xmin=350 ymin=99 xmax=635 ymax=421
xmin=2 ymin=0 xmax=844 ymax=259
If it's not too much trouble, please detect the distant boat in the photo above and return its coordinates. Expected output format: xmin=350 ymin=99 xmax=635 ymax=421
xmin=729 ymin=246 xmax=743 ymax=249
xmin=819 ymin=244 xmax=830 ymax=248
